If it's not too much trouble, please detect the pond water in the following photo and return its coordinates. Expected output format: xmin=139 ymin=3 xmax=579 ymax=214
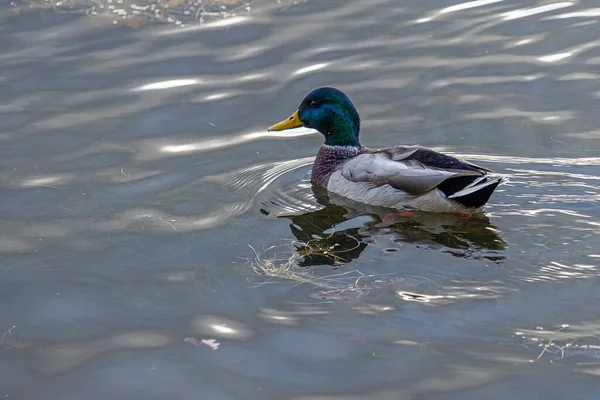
xmin=2 ymin=0 xmax=600 ymax=398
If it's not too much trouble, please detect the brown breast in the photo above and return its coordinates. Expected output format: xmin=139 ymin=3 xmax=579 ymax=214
xmin=311 ymin=146 xmax=362 ymax=188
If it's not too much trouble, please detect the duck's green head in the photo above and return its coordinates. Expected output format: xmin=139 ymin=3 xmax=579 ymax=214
xmin=268 ymin=87 xmax=361 ymax=147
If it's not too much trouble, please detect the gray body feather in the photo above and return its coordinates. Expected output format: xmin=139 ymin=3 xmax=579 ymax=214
xmin=312 ymin=145 xmax=502 ymax=213
xmin=340 ymin=152 xmax=481 ymax=196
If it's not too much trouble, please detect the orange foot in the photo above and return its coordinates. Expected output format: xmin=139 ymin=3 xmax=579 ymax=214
xmin=457 ymin=212 xmax=472 ymax=218
xmin=382 ymin=211 xmax=413 ymax=224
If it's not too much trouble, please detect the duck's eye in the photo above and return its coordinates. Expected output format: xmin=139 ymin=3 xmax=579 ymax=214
xmin=310 ymin=100 xmax=318 ymax=108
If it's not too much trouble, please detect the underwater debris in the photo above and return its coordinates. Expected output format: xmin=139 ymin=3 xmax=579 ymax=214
xmin=248 ymin=239 xmax=402 ymax=297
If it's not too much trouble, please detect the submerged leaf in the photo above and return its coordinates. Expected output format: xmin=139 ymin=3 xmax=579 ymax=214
xmin=183 ymin=337 xmax=200 ymax=346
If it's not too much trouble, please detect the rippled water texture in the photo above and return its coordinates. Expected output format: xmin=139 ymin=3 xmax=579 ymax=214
xmin=2 ymin=0 xmax=600 ymax=398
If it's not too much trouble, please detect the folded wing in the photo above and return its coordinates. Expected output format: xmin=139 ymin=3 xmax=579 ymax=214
xmin=340 ymin=149 xmax=484 ymax=196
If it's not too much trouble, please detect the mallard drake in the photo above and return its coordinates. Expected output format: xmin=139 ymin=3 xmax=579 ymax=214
xmin=268 ymin=87 xmax=504 ymax=213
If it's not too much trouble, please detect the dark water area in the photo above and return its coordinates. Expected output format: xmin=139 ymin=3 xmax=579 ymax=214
xmin=2 ymin=0 xmax=600 ymax=398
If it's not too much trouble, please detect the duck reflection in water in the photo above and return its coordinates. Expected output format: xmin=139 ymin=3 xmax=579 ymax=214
xmin=273 ymin=187 xmax=506 ymax=267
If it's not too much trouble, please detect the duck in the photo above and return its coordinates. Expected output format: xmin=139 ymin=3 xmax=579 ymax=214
xmin=268 ymin=87 xmax=504 ymax=214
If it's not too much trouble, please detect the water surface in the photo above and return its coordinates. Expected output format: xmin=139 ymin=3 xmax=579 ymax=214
xmin=2 ymin=0 xmax=600 ymax=398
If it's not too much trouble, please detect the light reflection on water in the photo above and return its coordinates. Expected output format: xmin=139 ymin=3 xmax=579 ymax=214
xmin=2 ymin=0 xmax=600 ymax=398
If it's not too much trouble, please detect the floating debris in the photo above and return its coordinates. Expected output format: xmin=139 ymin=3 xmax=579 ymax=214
xmin=15 ymin=0 xmax=251 ymax=28
xmin=184 ymin=336 xmax=221 ymax=350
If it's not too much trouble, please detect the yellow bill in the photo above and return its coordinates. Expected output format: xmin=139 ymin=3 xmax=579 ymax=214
xmin=268 ymin=110 xmax=304 ymax=131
